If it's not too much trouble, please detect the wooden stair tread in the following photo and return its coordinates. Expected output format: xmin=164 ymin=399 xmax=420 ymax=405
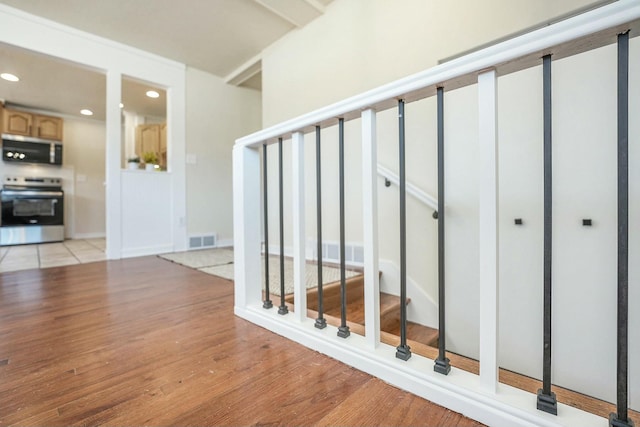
xmin=347 ymin=292 xmax=404 ymax=325
xmin=285 ymin=273 xmax=364 ymax=307
xmin=383 ymin=320 xmax=439 ymax=347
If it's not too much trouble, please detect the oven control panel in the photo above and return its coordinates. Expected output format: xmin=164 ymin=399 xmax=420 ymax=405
xmin=4 ymin=176 xmax=62 ymax=188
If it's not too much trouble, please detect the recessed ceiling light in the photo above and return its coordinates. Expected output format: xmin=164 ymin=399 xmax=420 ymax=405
xmin=146 ymin=90 xmax=160 ymax=98
xmin=119 ymin=103 xmax=124 ymax=108
xmin=80 ymin=109 xmax=94 ymax=116
xmin=1 ymin=73 xmax=19 ymax=82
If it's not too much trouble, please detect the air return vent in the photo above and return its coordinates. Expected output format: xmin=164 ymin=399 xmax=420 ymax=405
xmin=319 ymin=241 xmax=364 ymax=266
xmin=189 ymin=234 xmax=217 ymax=249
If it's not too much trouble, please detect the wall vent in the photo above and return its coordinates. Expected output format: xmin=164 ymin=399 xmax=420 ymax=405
xmin=318 ymin=241 xmax=364 ymax=266
xmin=189 ymin=234 xmax=217 ymax=249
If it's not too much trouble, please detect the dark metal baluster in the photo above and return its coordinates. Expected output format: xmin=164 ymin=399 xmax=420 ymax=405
xmin=263 ymin=144 xmax=273 ymax=309
xmin=434 ymin=88 xmax=450 ymax=374
xmin=315 ymin=126 xmax=327 ymax=329
xmin=610 ymin=30 xmax=633 ymax=427
xmin=537 ymin=53 xmax=557 ymax=415
xmin=337 ymin=118 xmax=350 ymax=338
xmin=396 ymin=99 xmax=411 ymax=360
xmin=278 ymin=137 xmax=288 ymax=315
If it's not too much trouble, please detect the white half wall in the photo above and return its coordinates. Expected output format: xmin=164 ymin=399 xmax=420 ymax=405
xmin=120 ymin=170 xmax=173 ymax=257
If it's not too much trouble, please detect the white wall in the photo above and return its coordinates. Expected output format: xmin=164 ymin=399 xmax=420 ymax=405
xmin=258 ymin=0 xmax=638 ymax=409
xmin=185 ymin=68 xmax=262 ymax=246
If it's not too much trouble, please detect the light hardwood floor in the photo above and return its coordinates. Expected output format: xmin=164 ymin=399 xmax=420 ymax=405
xmin=0 ymin=256 xmax=484 ymax=426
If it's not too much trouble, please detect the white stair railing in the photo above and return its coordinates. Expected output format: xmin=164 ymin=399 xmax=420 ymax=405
xmin=233 ymin=2 xmax=640 ymax=426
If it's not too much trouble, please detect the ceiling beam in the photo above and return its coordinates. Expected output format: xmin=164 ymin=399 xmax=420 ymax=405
xmin=253 ymin=0 xmax=324 ymax=28
xmin=224 ymin=53 xmax=262 ymax=87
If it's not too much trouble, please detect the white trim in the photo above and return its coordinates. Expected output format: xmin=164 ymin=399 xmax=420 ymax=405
xmin=233 ymin=145 xmax=262 ymax=309
xmin=292 ymin=132 xmax=307 ymax=322
xmin=478 ymin=69 xmax=500 ymax=394
xmin=215 ymin=238 xmax=234 ymax=248
xmin=121 ymin=244 xmax=174 ymax=259
xmin=71 ymin=232 xmax=106 ymax=240
xmin=106 ymin=71 xmax=122 ymax=260
xmin=362 ymin=109 xmax=380 ymax=349
xmin=224 ymin=53 xmax=262 ymax=86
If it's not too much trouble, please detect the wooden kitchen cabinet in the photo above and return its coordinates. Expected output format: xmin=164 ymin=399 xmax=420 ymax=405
xmin=1 ymin=106 xmax=63 ymax=141
xmin=2 ymin=108 xmax=33 ymax=137
xmin=34 ymin=114 xmax=64 ymax=140
xmin=135 ymin=123 xmax=167 ymax=168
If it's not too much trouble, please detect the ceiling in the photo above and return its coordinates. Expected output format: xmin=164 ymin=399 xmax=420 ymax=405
xmin=0 ymin=0 xmax=333 ymax=120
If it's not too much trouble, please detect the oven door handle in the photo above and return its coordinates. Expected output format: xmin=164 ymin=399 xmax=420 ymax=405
xmin=1 ymin=190 xmax=64 ymax=197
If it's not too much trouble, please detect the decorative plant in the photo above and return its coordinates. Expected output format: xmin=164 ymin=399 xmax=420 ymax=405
xmin=127 ymin=156 xmax=140 ymax=163
xmin=142 ymin=152 xmax=158 ymax=164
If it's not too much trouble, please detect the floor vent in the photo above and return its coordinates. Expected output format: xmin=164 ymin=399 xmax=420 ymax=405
xmin=189 ymin=234 xmax=217 ymax=249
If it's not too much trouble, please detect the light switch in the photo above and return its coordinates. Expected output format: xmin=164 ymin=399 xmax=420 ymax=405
xmin=77 ymin=174 xmax=87 ymax=182
xmin=186 ymin=153 xmax=197 ymax=164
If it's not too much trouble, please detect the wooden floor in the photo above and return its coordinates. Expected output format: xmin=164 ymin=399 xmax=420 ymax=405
xmin=0 ymin=256 xmax=483 ymax=427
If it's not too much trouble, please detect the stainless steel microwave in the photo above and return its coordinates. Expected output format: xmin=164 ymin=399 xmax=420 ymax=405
xmin=1 ymin=134 xmax=63 ymax=165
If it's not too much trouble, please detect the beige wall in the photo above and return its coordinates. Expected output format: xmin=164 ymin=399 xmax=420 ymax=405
xmin=262 ymin=0 xmax=598 ymax=126
xmin=63 ymin=118 xmax=107 ymax=238
xmin=186 ymin=67 xmax=262 ymax=245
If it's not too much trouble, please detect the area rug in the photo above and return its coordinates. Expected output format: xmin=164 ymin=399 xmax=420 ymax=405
xmin=159 ymin=248 xmax=359 ymax=296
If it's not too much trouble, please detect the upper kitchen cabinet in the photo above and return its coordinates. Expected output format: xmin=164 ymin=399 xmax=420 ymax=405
xmin=2 ymin=108 xmax=32 ymax=136
xmin=135 ymin=123 xmax=166 ymax=168
xmin=1 ymin=106 xmax=63 ymax=141
xmin=34 ymin=114 xmax=63 ymax=140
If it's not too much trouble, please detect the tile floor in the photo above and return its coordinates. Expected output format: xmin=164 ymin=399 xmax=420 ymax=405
xmin=0 ymin=238 xmax=106 ymax=273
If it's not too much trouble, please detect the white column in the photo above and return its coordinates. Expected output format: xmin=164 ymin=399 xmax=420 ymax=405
xmin=167 ymin=82 xmax=188 ymax=252
xmin=292 ymin=132 xmax=307 ymax=322
xmin=105 ymin=70 xmax=122 ymax=260
xmin=233 ymin=143 xmax=262 ymax=310
xmin=478 ymin=69 xmax=499 ymax=393
xmin=362 ymin=109 xmax=381 ymax=349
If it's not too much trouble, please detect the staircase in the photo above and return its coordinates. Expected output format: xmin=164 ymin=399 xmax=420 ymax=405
xmin=284 ymin=273 xmax=439 ymax=348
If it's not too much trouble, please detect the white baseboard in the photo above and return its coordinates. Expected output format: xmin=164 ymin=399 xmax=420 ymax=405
xmin=121 ymin=243 xmax=174 ymax=258
xmin=215 ymin=238 xmax=234 ymax=248
xmin=71 ymin=232 xmax=106 ymax=240
xmin=235 ymin=304 xmax=605 ymax=427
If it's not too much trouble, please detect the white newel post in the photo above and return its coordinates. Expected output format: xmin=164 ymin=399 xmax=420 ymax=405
xmin=233 ymin=144 xmax=262 ymax=311
xmin=478 ymin=69 xmax=500 ymax=393
xmin=292 ymin=132 xmax=307 ymax=322
xmin=362 ymin=109 xmax=381 ymax=349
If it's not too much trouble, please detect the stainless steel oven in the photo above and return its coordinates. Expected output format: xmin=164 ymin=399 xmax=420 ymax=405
xmin=0 ymin=176 xmax=64 ymax=245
